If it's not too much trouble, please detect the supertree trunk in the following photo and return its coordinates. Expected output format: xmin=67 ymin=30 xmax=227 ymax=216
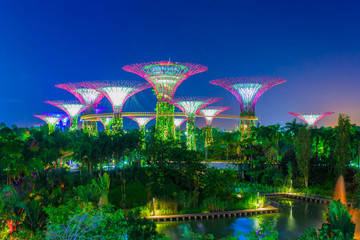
xmin=204 ymin=126 xmax=213 ymax=148
xmin=155 ymin=100 xmax=175 ymax=140
xmin=187 ymin=116 xmax=196 ymax=150
xmin=113 ymin=113 xmax=123 ymax=133
xmin=141 ymin=127 xmax=146 ymax=149
xmin=239 ymin=119 xmax=255 ymax=138
xmin=69 ymin=117 xmax=78 ymax=131
xmin=48 ymin=124 xmax=56 ymax=134
xmin=82 ymin=107 xmax=98 ymax=135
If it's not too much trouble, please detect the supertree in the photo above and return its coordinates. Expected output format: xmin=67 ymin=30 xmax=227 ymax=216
xmin=33 ymin=113 xmax=64 ymax=134
xmin=126 ymin=116 xmax=156 ymax=132
xmin=288 ymin=112 xmax=334 ymax=127
xmin=200 ymin=106 xmax=230 ymax=148
xmin=210 ymin=77 xmax=286 ymax=134
xmin=56 ymin=82 xmax=105 ymax=134
xmin=98 ymin=116 xmax=113 ymax=135
xmin=173 ymin=118 xmax=187 ymax=140
xmin=93 ymin=80 xmax=151 ymax=132
xmin=45 ymin=100 xmax=88 ymax=131
xmin=127 ymin=116 xmax=156 ymax=148
xmin=123 ymin=61 xmax=207 ymax=140
xmin=165 ymin=97 xmax=221 ymax=150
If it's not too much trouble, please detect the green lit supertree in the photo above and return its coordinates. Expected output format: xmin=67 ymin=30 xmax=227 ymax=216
xmin=33 ymin=113 xmax=65 ymax=134
xmin=165 ymin=97 xmax=221 ymax=150
xmin=45 ymin=101 xmax=88 ymax=131
xmin=91 ymin=81 xmax=151 ymax=133
xmin=123 ymin=61 xmax=207 ymax=141
xmin=200 ymin=106 xmax=230 ymax=148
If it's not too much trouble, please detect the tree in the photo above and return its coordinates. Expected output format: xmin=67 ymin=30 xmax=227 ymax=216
xmin=295 ymin=127 xmax=312 ymax=188
xmin=335 ymin=114 xmax=351 ymax=176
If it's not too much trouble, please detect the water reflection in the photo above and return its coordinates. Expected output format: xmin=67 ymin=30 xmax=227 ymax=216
xmin=156 ymin=197 xmax=327 ymax=240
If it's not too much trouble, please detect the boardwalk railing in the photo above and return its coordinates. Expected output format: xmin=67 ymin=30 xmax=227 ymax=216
xmin=146 ymin=205 xmax=278 ymax=222
xmin=259 ymin=191 xmax=354 ymax=207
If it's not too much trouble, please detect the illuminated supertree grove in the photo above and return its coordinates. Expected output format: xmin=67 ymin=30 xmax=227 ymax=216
xmin=200 ymin=106 xmax=230 ymax=148
xmin=93 ymin=81 xmax=151 ymax=132
xmin=210 ymin=77 xmax=286 ymax=134
xmin=288 ymin=112 xmax=334 ymax=127
xmin=45 ymin=101 xmax=87 ymax=131
xmin=98 ymin=116 xmax=113 ymax=135
xmin=56 ymin=82 xmax=105 ymax=134
xmin=165 ymin=97 xmax=221 ymax=150
xmin=33 ymin=113 xmax=64 ymax=134
xmin=123 ymin=61 xmax=208 ymax=140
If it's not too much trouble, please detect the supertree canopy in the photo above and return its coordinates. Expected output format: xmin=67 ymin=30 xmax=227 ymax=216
xmin=288 ymin=112 xmax=334 ymax=127
xmin=210 ymin=77 xmax=286 ymax=135
xmin=55 ymin=82 xmax=104 ymax=107
xmin=174 ymin=118 xmax=187 ymax=129
xmin=45 ymin=100 xmax=87 ymax=131
xmin=165 ymin=97 xmax=221 ymax=150
xmin=123 ymin=61 xmax=208 ymax=140
xmin=33 ymin=113 xmax=64 ymax=134
xmin=200 ymin=106 xmax=230 ymax=148
xmin=94 ymin=81 xmax=151 ymax=132
xmin=126 ymin=116 xmax=156 ymax=131
xmin=210 ymin=77 xmax=286 ymax=117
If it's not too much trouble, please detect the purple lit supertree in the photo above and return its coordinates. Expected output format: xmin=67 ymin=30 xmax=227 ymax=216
xmin=210 ymin=77 xmax=286 ymax=134
xmin=288 ymin=112 xmax=334 ymax=127
xmin=45 ymin=100 xmax=88 ymax=131
xmin=33 ymin=113 xmax=64 ymax=134
xmin=92 ymin=81 xmax=151 ymax=132
xmin=200 ymin=106 xmax=230 ymax=148
xmin=165 ymin=97 xmax=221 ymax=150
xmin=123 ymin=61 xmax=208 ymax=140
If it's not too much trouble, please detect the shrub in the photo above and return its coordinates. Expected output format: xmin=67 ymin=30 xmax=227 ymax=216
xmin=201 ymin=197 xmax=226 ymax=212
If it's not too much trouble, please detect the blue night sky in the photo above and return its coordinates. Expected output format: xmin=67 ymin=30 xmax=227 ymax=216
xmin=1 ymin=0 xmax=360 ymax=130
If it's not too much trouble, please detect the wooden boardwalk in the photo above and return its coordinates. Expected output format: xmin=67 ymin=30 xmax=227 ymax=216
xmin=262 ymin=192 xmax=354 ymax=207
xmin=146 ymin=205 xmax=278 ymax=222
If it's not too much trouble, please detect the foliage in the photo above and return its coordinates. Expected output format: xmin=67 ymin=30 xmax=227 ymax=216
xmin=46 ymin=206 xmax=126 ymax=240
xmin=295 ymin=127 xmax=312 ymax=188
xmin=335 ymin=114 xmax=351 ymax=176
xmin=299 ymin=200 xmax=355 ymax=240
xmin=126 ymin=208 xmax=162 ymax=240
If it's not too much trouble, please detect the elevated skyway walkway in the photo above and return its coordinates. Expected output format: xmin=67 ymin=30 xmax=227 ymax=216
xmin=81 ymin=112 xmax=258 ymax=121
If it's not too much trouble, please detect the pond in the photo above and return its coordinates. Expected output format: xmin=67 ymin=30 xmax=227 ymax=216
xmin=156 ymin=197 xmax=328 ymax=239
